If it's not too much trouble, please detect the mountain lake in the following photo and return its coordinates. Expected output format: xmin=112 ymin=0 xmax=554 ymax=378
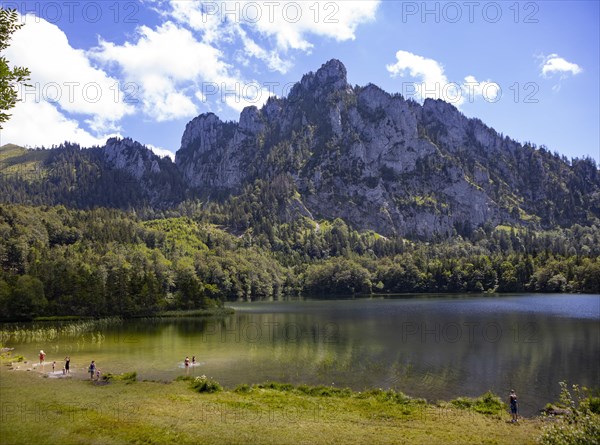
xmin=2 ymin=293 xmax=599 ymax=416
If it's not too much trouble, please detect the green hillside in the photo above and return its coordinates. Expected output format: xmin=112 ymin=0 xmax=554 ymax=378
xmin=0 ymin=144 xmax=50 ymax=182
xmin=0 ymin=204 xmax=598 ymax=320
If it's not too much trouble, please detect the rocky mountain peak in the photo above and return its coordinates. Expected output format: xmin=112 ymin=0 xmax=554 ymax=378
xmin=239 ymin=106 xmax=264 ymax=133
xmin=289 ymin=59 xmax=350 ymax=99
xmin=173 ymin=60 xmax=600 ymax=237
xmin=180 ymin=112 xmax=224 ymax=153
xmin=104 ymin=137 xmax=162 ymax=178
xmin=315 ymin=58 xmax=348 ymax=86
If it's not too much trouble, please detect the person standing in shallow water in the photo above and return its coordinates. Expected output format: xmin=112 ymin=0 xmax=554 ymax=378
xmin=89 ymin=361 xmax=96 ymax=380
xmin=509 ymin=389 xmax=519 ymax=422
xmin=64 ymin=356 xmax=70 ymax=374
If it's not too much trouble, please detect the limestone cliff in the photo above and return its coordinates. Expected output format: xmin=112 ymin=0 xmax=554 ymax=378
xmin=176 ymin=59 xmax=599 ymax=237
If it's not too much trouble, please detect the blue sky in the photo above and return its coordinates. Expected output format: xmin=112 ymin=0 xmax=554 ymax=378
xmin=1 ymin=0 xmax=598 ymax=162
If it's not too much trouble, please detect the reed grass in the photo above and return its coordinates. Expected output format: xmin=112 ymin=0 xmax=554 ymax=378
xmin=0 ymin=317 xmax=122 ymax=344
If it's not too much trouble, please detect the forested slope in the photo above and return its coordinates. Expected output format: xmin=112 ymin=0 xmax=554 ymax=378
xmin=1 ymin=204 xmax=598 ymax=320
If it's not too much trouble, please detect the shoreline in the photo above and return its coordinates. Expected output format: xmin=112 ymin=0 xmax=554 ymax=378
xmin=2 ymin=350 xmax=596 ymax=444
xmin=0 ymin=365 xmax=548 ymax=445
xmin=0 ymin=357 xmax=560 ymax=420
xmin=0 ymin=306 xmax=236 ymax=323
xmin=1 ymin=292 xmax=598 ymax=322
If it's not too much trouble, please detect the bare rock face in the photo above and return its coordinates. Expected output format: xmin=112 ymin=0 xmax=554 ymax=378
xmin=175 ymin=59 xmax=599 ymax=237
xmin=103 ymin=137 xmax=183 ymax=206
xmin=104 ymin=137 xmax=162 ymax=179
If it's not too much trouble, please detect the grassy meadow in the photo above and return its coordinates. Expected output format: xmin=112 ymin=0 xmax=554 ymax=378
xmin=0 ymin=361 xmax=544 ymax=445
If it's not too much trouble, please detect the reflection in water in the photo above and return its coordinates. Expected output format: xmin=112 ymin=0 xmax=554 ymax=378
xmin=4 ymin=294 xmax=599 ymax=416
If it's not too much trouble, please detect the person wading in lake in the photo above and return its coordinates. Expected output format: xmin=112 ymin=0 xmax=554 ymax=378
xmin=509 ymin=389 xmax=519 ymax=422
xmin=39 ymin=350 xmax=45 ymax=364
xmin=64 ymin=356 xmax=70 ymax=374
xmin=89 ymin=361 xmax=96 ymax=380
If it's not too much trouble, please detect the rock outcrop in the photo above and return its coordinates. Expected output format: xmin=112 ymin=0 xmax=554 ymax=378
xmin=3 ymin=60 xmax=597 ymax=237
xmin=104 ymin=137 xmax=163 ymax=179
xmin=175 ymin=59 xmax=599 ymax=237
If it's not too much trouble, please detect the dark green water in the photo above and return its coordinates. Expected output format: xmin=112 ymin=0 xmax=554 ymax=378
xmin=4 ymin=294 xmax=599 ymax=416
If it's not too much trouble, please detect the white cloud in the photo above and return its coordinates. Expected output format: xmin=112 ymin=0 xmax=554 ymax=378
xmin=90 ymin=20 xmax=275 ymax=118
xmin=3 ymin=2 xmax=381 ymax=149
xmin=387 ymin=50 xmax=499 ymax=106
xmin=244 ymin=0 xmax=380 ymax=51
xmin=0 ymin=14 xmax=127 ymax=148
xmin=147 ymin=144 xmax=175 ymax=160
xmin=541 ymin=54 xmax=582 ymax=78
xmin=89 ymin=0 xmax=379 ymax=119
xmin=387 ymin=50 xmax=449 ymax=89
xmin=462 ymin=75 xmax=501 ymax=102
xmin=89 ymin=22 xmax=226 ymax=121
xmin=165 ymin=0 xmax=232 ymax=44
xmin=236 ymin=26 xmax=292 ymax=73
xmin=0 ymin=100 xmax=117 ymax=148
xmin=224 ymin=88 xmax=274 ymax=113
xmin=5 ymin=14 xmax=134 ymax=134
xmin=163 ymin=1 xmax=380 ymax=72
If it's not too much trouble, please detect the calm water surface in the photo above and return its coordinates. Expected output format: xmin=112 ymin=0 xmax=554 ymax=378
xmin=4 ymin=294 xmax=599 ymax=416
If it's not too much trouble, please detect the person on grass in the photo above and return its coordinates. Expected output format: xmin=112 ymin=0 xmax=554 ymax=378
xmin=509 ymin=389 xmax=519 ymax=422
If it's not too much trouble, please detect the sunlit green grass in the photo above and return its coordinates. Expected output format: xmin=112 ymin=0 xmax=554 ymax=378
xmin=0 ymin=144 xmax=49 ymax=182
xmin=0 ymin=366 xmax=543 ymax=445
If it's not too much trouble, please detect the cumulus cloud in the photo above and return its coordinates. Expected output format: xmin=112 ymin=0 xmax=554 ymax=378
xmin=386 ymin=50 xmax=500 ymax=106
xmin=83 ymin=1 xmax=381 ymax=119
xmin=1 ymin=14 xmax=129 ymax=147
xmin=0 ymin=100 xmax=117 ymax=148
xmin=89 ymin=22 xmax=219 ymax=121
xmin=3 ymin=2 xmax=381 ymax=147
xmin=236 ymin=25 xmax=293 ymax=73
xmin=462 ymin=75 xmax=501 ymax=102
xmin=5 ymin=14 xmax=134 ymax=132
xmin=387 ymin=50 xmax=448 ymax=89
xmin=241 ymin=0 xmax=380 ymax=51
xmin=147 ymin=144 xmax=175 ymax=160
xmin=163 ymin=1 xmax=380 ymax=73
xmin=90 ymin=20 xmax=276 ymax=119
xmin=541 ymin=54 xmax=582 ymax=78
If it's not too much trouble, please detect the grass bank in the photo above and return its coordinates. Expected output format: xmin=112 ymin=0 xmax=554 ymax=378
xmin=148 ymin=307 xmax=235 ymax=318
xmin=0 ymin=366 xmax=543 ymax=445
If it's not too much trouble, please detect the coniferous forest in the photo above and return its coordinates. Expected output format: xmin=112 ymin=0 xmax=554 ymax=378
xmin=1 ymin=87 xmax=599 ymax=321
xmin=1 ymin=200 xmax=598 ymax=320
